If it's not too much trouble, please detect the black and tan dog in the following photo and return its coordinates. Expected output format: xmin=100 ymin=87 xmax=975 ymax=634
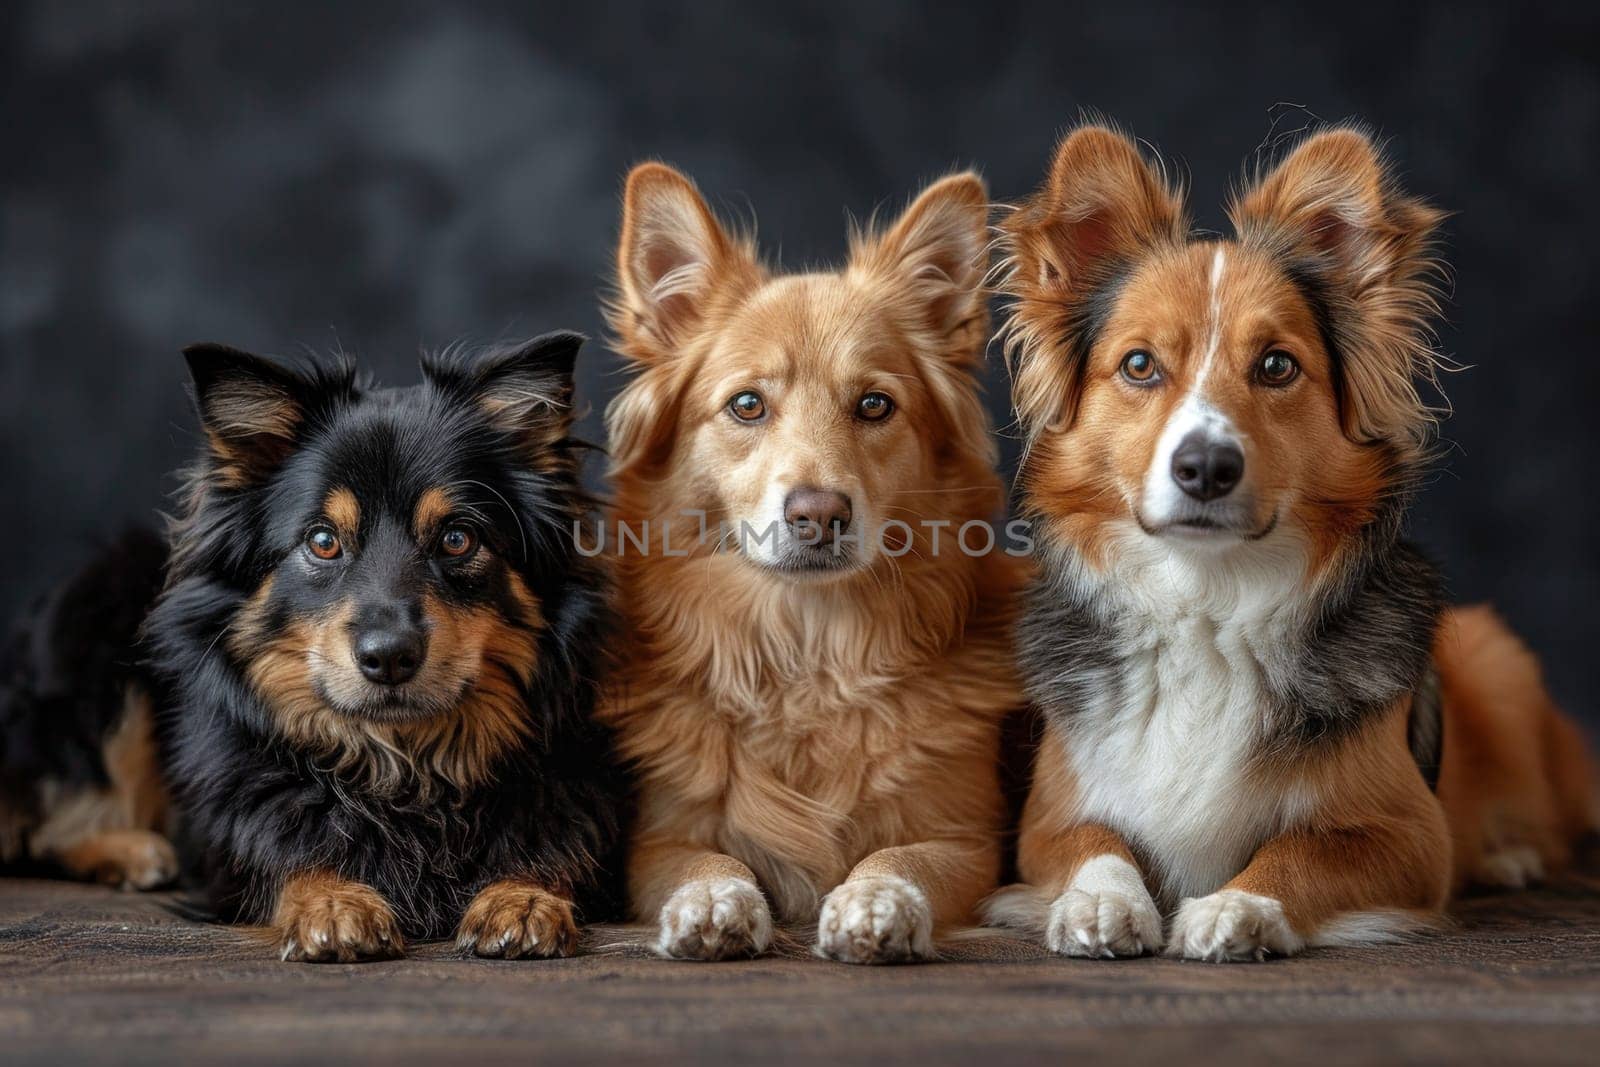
xmin=987 ymin=124 xmax=1597 ymax=961
xmin=0 ymin=334 xmax=627 ymax=962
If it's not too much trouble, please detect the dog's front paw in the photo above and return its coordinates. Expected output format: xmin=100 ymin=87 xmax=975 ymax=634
xmin=71 ymin=830 xmax=178 ymax=891
xmin=1046 ymin=886 xmax=1163 ymax=958
xmin=456 ymin=881 xmax=578 ymax=959
xmin=1166 ymin=889 xmax=1302 ymax=962
xmin=275 ymin=878 xmax=404 ymax=963
xmin=815 ymin=875 xmax=934 ymax=964
xmin=656 ymin=877 xmax=773 ymax=961
xmin=1045 ymin=854 xmax=1162 ymax=958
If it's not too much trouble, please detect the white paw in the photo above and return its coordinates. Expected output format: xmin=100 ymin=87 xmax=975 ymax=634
xmin=1167 ymin=889 xmax=1303 ymax=962
xmin=1046 ymin=888 xmax=1163 ymax=958
xmin=1045 ymin=854 xmax=1162 ymax=958
xmin=656 ymin=877 xmax=773 ymax=961
xmin=816 ymin=875 xmax=934 ymax=964
xmin=1476 ymin=846 xmax=1545 ymax=889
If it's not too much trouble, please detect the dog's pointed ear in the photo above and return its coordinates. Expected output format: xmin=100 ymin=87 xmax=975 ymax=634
xmin=430 ymin=332 xmax=582 ymax=459
xmin=1231 ymin=128 xmax=1446 ymax=450
xmin=612 ymin=163 xmax=756 ymax=358
xmin=184 ymin=343 xmax=311 ymax=484
xmin=1006 ymin=126 xmax=1186 ymax=296
xmin=1231 ymin=128 xmax=1442 ymax=288
xmin=1000 ymin=127 xmax=1187 ymax=436
xmin=850 ymin=172 xmax=990 ymax=357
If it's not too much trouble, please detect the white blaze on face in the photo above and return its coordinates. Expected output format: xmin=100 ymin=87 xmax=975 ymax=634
xmin=1141 ymin=394 xmax=1239 ymax=523
xmin=1194 ymin=247 xmax=1228 ymax=390
xmin=1139 ymin=247 xmax=1244 ymax=526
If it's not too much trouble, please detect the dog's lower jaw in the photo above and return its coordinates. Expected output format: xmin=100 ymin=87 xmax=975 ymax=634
xmin=815 ymin=874 xmax=935 ymax=964
xmin=1045 ymin=855 xmax=1163 ymax=958
xmin=655 ymin=877 xmax=773 ymax=961
xmin=1166 ymin=888 xmax=1304 ymax=962
xmin=748 ymin=550 xmax=864 ymax=584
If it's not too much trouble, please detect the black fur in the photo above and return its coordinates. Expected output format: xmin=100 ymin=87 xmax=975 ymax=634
xmin=1270 ymin=515 xmax=1443 ymax=754
xmin=1015 ymin=548 xmax=1128 ymax=735
xmin=3 ymin=334 xmax=629 ymax=939
xmin=1408 ymin=666 xmax=1444 ymax=792
xmin=1281 ymin=254 xmax=1354 ymax=438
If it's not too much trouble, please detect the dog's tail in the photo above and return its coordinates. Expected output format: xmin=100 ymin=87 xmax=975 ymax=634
xmin=1435 ymin=606 xmax=1600 ymax=884
xmin=1543 ymin=699 xmax=1600 ymax=845
xmin=1310 ymin=908 xmax=1445 ymax=948
xmin=974 ymin=882 xmax=1054 ymax=938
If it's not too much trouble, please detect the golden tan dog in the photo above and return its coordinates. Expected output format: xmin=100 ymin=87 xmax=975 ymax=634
xmin=988 ymin=124 xmax=1597 ymax=961
xmin=600 ymin=162 xmax=1024 ymax=963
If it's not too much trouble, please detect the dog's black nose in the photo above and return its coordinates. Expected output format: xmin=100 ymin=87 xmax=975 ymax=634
xmin=1170 ymin=432 xmax=1245 ymax=501
xmin=354 ymin=626 xmax=426 ymax=686
xmin=784 ymin=487 xmax=853 ymax=545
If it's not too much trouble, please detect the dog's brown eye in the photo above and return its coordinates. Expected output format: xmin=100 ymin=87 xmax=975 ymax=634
xmin=728 ymin=390 xmax=766 ymax=422
xmin=1258 ymin=350 xmax=1300 ymax=386
xmin=306 ymin=526 xmax=342 ymax=560
xmin=1120 ymin=350 xmax=1159 ymax=384
xmin=856 ymin=392 xmax=894 ymax=422
xmin=438 ymin=523 xmax=477 ymax=559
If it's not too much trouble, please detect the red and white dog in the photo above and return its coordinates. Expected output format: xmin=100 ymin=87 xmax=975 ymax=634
xmin=988 ymin=124 xmax=1597 ymax=961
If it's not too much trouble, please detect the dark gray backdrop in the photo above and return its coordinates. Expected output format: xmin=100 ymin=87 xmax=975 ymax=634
xmin=4 ymin=2 xmax=1596 ymax=728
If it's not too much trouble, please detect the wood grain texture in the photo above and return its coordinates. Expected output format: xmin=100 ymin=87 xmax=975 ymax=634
xmin=2 ymin=875 xmax=1598 ymax=1064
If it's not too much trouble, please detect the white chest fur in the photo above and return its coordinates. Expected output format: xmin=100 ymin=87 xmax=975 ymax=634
xmin=1064 ymin=531 xmax=1317 ymax=905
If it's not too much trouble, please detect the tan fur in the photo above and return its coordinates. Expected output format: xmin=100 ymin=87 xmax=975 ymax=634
xmin=412 ymin=486 xmax=454 ymax=541
xmin=1001 ymin=124 xmax=1596 ymax=954
xmin=1026 ymin=234 xmax=1393 ymax=577
xmin=1224 ymin=703 xmax=1452 ymax=930
xmin=455 ymin=878 xmax=579 ymax=958
xmin=323 ymin=487 xmax=361 ymax=541
xmin=603 ymin=163 xmax=1024 ymax=950
xmin=1230 ymin=129 xmax=1449 ymax=464
xmin=1436 ymin=605 xmax=1599 ymax=890
xmin=1015 ymin=701 xmax=1454 ymax=937
xmin=1013 ymin=729 xmax=1137 ymax=894
xmin=52 ymin=829 xmax=176 ymax=890
xmin=232 ymin=573 xmax=543 ymax=797
xmin=998 ymin=124 xmax=1189 ymax=440
xmin=27 ymin=686 xmax=176 ymax=890
xmin=200 ymin=375 xmax=303 ymax=487
xmin=1003 ymin=126 xmax=1399 ymax=581
xmin=272 ymin=868 xmax=403 ymax=962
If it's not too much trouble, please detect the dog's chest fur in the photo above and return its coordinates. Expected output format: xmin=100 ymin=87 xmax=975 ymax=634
xmin=610 ymin=572 xmax=1017 ymax=921
xmin=1027 ymin=536 xmax=1320 ymax=905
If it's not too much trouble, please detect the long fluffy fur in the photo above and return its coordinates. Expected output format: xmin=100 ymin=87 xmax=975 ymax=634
xmin=991 ymin=122 xmax=1596 ymax=961
xmin=3 ymin=336 xmax=630 ymax=949
xmin=600 ymin=163 xmax=1025 ymax=962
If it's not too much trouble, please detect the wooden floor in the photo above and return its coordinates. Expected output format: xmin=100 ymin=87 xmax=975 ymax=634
xmin=2 ymin=877 xmax=1598 ymax=1065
